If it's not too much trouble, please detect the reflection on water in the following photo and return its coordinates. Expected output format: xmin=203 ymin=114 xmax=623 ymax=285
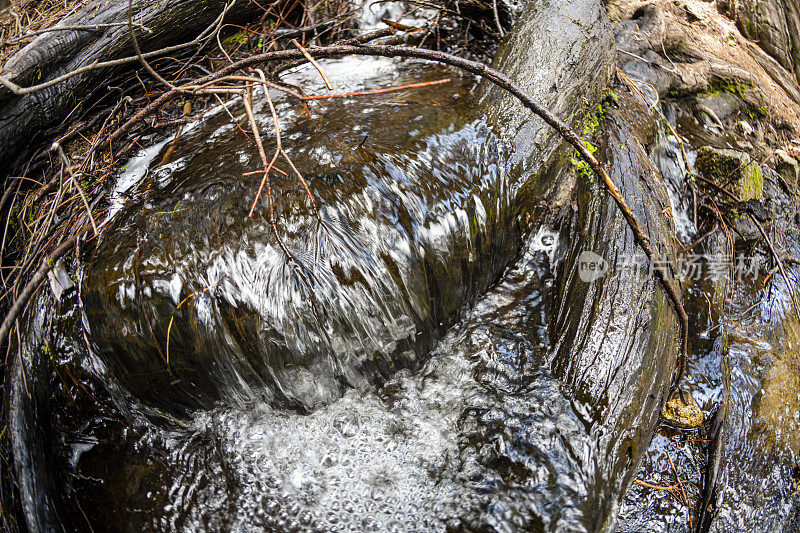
xmin=75 ymin=236 xmax=578 ymax=531
xmin=25 ymin=53 xmax=799 ymax=531
xmin=618 ymin=116 xmax=800 ymax=531
xmin=48 ymin=58 xmax=600 ymax=530
xmin=36 ymin=57 xmax=665 ymax=532
xmin=83 ymin=60 xmax=522 ymax=415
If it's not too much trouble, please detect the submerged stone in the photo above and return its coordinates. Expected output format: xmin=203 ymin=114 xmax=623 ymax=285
xmin=661 ymin=390 xmax=704 ymax=429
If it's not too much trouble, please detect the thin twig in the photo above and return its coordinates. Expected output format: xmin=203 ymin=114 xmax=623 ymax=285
xmin=292 ymin=38 xmax=333 ymax=90
xmin=492 ymin=0 xmax=504 ymax=37
xmin=255 ymin=68 xmax=317 ymax=214
xmin=302 ymin=77 xmax=451 ymax=100
xmin=52 ymin=143 xmax=98 ymax=236
xmin=634 ymin=479 xmax=680 ymax=491
xmin=243 ymin=82 xmax=281 ymax=219
xmin=128 ymin=0 xmax=174 ymax=90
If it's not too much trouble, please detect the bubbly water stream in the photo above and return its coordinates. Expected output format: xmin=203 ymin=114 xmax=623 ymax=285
xmin=17 ymin=50 xmax=800 ymax=532
xmin=43 ymin=59 xmax=589 ymax=531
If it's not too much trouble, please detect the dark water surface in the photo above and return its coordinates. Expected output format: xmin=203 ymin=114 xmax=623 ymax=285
xmin=17 ymin=52 xmax=799 ymax=532
xmin=34 ymin=59 xmax=586 ymax=531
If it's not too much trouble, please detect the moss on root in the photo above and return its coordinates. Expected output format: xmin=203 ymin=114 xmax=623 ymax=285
xmin=706 ymin=80 xmax=769 ymax=119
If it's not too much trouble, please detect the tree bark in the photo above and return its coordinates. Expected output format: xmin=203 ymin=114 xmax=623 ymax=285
xmin=0 ymin=0 xmax=262 ymax=174
xmin=726 ymin=0 xmax=800 ymax=88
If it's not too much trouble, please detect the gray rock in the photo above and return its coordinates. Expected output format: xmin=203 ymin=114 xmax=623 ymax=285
xmin=696 ymin=145 xmax=764 ymax=200
xmin=46 ymin=258 xmax=75 ymax=301
xmin=775 ymin=149 xmax=800 ymax=190
xmin=738 ymin=120 xmax=755 ymax=136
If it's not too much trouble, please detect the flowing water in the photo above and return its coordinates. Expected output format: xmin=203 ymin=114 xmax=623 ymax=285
xmin=14 ymin=43 xmax=682 ymax=528
xmin=23 ymin=59 xmax=596 ymax=531
xmin=617 ymin=111 xmax=800 ymax=531
xmin=13 ymin=46 xmax=800 ymax=533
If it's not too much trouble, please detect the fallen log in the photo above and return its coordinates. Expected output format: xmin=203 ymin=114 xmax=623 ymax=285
xmin=0 ymin=0 xmax=263 ymax=173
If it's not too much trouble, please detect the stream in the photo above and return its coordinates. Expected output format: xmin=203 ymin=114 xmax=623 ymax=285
xmin=6 ymin=0 xmax=800 ymax=530
xmin=16 ymin=53 xmax=658 ymax=531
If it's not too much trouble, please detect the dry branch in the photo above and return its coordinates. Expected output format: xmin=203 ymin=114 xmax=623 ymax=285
xmin=301 ymin=77 xmax=450 ymax=100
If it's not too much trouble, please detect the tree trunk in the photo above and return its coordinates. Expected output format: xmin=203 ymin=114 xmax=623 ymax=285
xmin=725 ymin=0 xmax=800 ymax=89
xmin=0 ymin=0 xmax=262 ymax=174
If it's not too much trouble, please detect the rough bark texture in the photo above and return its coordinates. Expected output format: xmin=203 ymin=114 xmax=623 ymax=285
xmin=0 ymin=0 xmax=261 ymax=174
xmin=611 ymin=0 xmax=800 ymax=133
xmin=722 ymin=0 xmax=800 ymax=88
xmin=483 ymin=1 xmax=680 ymax=530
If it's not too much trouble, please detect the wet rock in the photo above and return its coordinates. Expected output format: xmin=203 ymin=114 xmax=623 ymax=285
xmin=738 ymin=120 xmax=754 ymax=136
xmin=46 ymin=258 xmax=75 ymax=302
xmin=695 ymin=145 xmax=764 ymax=200
xmin=548 ymin=92 xmax=681 ymax=531
xmin=775 ymin=149 xmax=800 ymax=190
xmin=757 ymin=310 xmax=800 ymax=454
xmin=80 ymin=0 xmax=619 ymax=417
xmin=661 ymin=390 xmax=704 ymax=428
xmin=694 ymin=93 xmax=743 ymax=123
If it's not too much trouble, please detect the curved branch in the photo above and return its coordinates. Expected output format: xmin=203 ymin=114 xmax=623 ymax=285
xmin=128 ymin=0 xmax=175 ymax=90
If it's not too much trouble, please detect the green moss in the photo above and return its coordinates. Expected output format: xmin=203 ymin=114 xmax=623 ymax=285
xmin=748 ymin=105 xmax=769 ymax=119
xmin=569 ymin=141 xmax=598 ymax=183
xmin=740 ymin=159 xmax=763 ymax=200
xmin=569 ymin=102 xmax=605 ymax=183
xmin=696 ymin=146 xmax=763 ymax=200
xmin=40 ymin=344 xmax=52 ymax=360
xmin=223 ymin=29 xmax=248 ymax=48
xmin=706 ymin=80 xmax=768 ymax=118
xmin=706 ymin=80 xmax=753 ymax=97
